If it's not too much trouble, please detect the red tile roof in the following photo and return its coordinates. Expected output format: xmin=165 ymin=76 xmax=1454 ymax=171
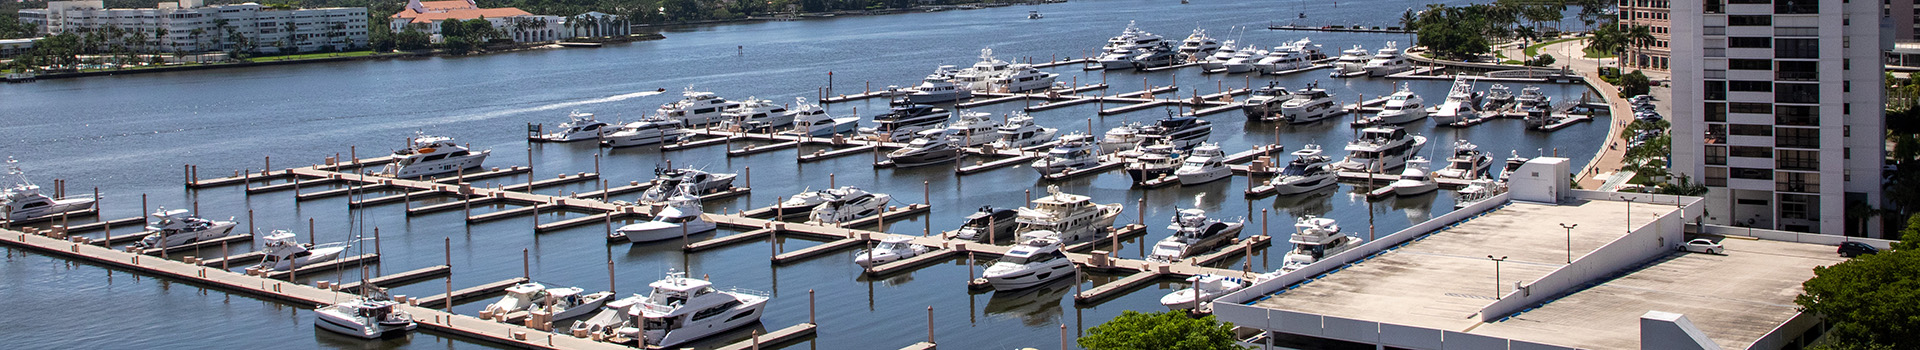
xmin=393 ymin=8 xmax=533 ymax=23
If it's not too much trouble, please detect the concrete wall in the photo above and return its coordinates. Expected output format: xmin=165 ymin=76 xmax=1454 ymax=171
xmin=1479 ymin=192 xmax=1701 ymax=322
xmin=1746 ymin=311 xmax=1820 ymax=350
xmin=1697 ymin=224 xmax=1899 ymax=250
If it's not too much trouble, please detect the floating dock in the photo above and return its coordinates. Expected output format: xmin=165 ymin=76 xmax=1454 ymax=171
xmin=414 ymin=277 xmax=533 ymax=309
xmin=1073 ymin=271 xmax=1163 ymax=306
xmin=336 ymin=265 xmax=452 ymax=293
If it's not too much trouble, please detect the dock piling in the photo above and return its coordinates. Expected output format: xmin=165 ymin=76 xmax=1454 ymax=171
xmin=927 ymin=306 xmax=935 ymax=343
xmin=444 ymin=237 xmax=452 ymax=313
xmin=808 ymin=289 xmax=816 ymax=324
xmin=522 ymin=248 xmax=529 ymax=280
xmin=374 ymin=227 xmax=381 ymax=260
xmin=308 ymin=218 xmax=315 ymax=245
xmin=248 ymin=210 xmax=255 ymax=235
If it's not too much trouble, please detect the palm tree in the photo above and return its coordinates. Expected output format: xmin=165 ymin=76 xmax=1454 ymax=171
xmin=1623 ymin=25 xmax=1656 ymax=69
xmin=1399 ymin=8 xmax=1418 ymax=46
xmin=1587 ymin=23 xmax=1623 ymax=73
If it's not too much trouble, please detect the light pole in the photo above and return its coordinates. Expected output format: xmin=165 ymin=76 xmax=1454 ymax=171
xmin=1621 ymin=196 xmax=1639 ymax=234
xmin=1559 ymin=223 xmax=1577 ymax=263
xmin=1487 ymin=255 xmax=1508 ymax=299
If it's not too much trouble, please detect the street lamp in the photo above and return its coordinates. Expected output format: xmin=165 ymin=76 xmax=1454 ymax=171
xmin=1487 ymin=255 xmax=1508 ymax=299
xmin=1621 ymin=196 xmax=1639 ymax=234
xmin=1559 ymin=223 xmax=1577 ymax=263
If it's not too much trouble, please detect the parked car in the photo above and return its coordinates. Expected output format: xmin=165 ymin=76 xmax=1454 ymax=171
xmin=1683 ymin=239 xmax=1725 ymax=254
xmin=1629 ymin=95 xmax=1654 ymax=105
xmin=1838 ymin=241 xmax=1879 ymax=257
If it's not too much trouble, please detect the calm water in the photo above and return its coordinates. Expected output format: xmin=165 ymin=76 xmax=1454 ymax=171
xmin=0 ymin=0 xmax=1607 ymax=349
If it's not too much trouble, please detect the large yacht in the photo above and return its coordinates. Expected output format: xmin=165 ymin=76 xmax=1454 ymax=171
xmin=1334 ymin=125 xmax=1428 ymax=172
xmin=314 ymin=288 xmax=416 ymax=339
xmin=1136 ymin=114 xmax=1212 ymax=150
xmin=616 ymin=272 xmax=770 ymax=347
xmin=657 ymin=89 xmax=739 ymax=126
xmin=251 ymin=229 xmax=346 ymax=271
xmin=133 ymin=208 xmax=236 ymax=250
xmin=783 ymin=98 xmax=859 ymax=137
xmin=1123 ymin=142 xmax=1182 ymax=184
xmin=1480 ymin=83 xmax=1515 ymax=111
xmin=1281 ymin=216 xmax=1364 ymax=272
xmin=887 ymin=132 xmax=962 ymax=168
xmin=484 ymin=282 xmax=614 ymax=323
xmin=1433 ymin=140 xmax=1492 ymax=180
xmin=1030 ymin=133 xmax=1101 ymax=175
xmin=1094 ymin=48 xmax=1141 ymax=71
xmin=981 ymin=238 xmax=1076 ymax=290
xmin=615 ymin=190 xmax=716 ymax=243
xmin=535 ymin=110 xmax=615 ymax=142
xmin=1499 ymin=150 xmax=1530 ymax=182
xmin=944 ymin=110 xmax=1000 ymax=147
xmin=1 ymin=158 xmax=96 ymax=222
xmin=806 ymin=188 xmax=891 ymax=224
xmin=1371 ymin=83 xmax=1427 ymax=125
xmin=954 ymin=48 xmax=1057 ymax=93
xmin=771 ymin=186 xmax=870 ymax=219
xmin=1129 ymin=42 xmax=1180 ymax=69
xmin=990 ymin=112 xmax=1057 ymax=149
xmin=860 ymin=104 xmax=951 ymax=141
xmin=1330 ymin=45 xmax=1370 ymax=77
xmin=1013 ymin=185 xmax=1123 ymax=245
xmin=1097 ymin=123 xmax=1145 ymax=154
xmin=1515 ymin=85 xmax=1550 ymax=110
xmin=1242 ymin=82 xmax=1292 ymax=121
xmin=1362 ymin=41 xmax=1413 ymax=77
xmin=1389 ymin=157 xmax=1439 ymax=196
xmin=1176 ymin=28 xmax=1223 ymax=62
xmin=378 ymin=133 xmax=490 ymax=178
xmin=722 ymin=97 xmax=791 ymax=131
xmin=1279 ymin=82 xmax=1340 ymax=124
xmin=1173 ymin=143 xmax=1230 ymax=185
xmin=1160 ymin=274 xmax=1247 ymax=310
xmin=905 ymin=66 xmax=972 ymax=104
xmin=1265 ymin=145 xmax=1337 ymax=195
xmin=1255 ymin=38 xmax=1317 ymax=74
xmin=853 ymin=235 xmax=931 ymax=267
xmin=602 ymin=117 xmax=687 ymax=148
xmin=637 ymin=167 xmax=737 ymax=203
xmin=1199 ymin=40 xmax=1239 ymax=70
xmin=952 ymin=206 xmax=1020 ymax=243
xmin=1148 ymin=209 xmax=1244 ymax=262
xmin=1220 ymin=46 xmax=1260 ymax=74
xmin=1101 ymin=21 xmax=1165 ymax=52
xmin=1429 ymin=76 xmax=1482 ymax=125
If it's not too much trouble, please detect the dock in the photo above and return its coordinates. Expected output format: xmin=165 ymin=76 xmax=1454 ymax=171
xmin=499 ymin=172 xmax=599 ymax=192
xmin=336 ymin=265 xmax=452 ymax=293
xmin=406 ymin=197 xmax=501 ymax=215
xmin=296 ymin=183 xmax=390 ymax=201
xmin=264 ymin=253 xmax=379 ymax=280
xmin=199 ymin=251 xmax=266 ymax=267
xmin=62 ymin=216 xmax=145 ymax=234
xmin=1073 ymin=271 xmax=1163 ymax=306
xmin=713 ymin=323 xmax=818 ymax=350
xmin=684 ymin=227 xmax=780 ymax=252
xmin=864 ymin=249 xmax=958 ymax=277
xmin=771 ymin=238 xmax=868 ymax=264
xmin=955 ymin=154 xmax=1037 ymax=175
xmin=414 ymin=277 xmax=533 ymax=309
xmin=139 ymin=234 xmax=255 ymax=256
xmin=0 ymin=207 xmax=99 ymax=227
xmin=534 ymin=212 xmax=636 ymax=233
xmin=1041 ymin=159 xmax=1124 ymax=181
xmin=1188 ymin=236 xmax=1274 ymax=267
xmin=573 ymin=181 xmax=653 ymax=200
xmin=1063 ymin=224 xmax=1149 ymax=253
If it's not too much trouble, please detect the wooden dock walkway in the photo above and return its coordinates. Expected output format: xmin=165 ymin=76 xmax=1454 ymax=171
xmin=139 ymin=234 xmax=254 ymax=256
xmin=713 ymin=323 xmax=818 ymax=350
xmin=772 ymin=238 xmax=868 ymax=264
xmin=199 ymin=251 xmax=266 ymax=267
xmin=1073 ymin=271 xmax=1163 ymax=306
xmin=337 ymin=265 xmax=451 ymax=293
xmin=500 ymin=172 xmax=599 ymax=192
xmin=414 ymin=277 xmax=532 ymax=309
xmin=865 ymin=249 xmax=958 ymax=277
xmin=1041 ymin=159 xmax=1124 ymax=181
xmin=264 ymin=253 xmax=378 ymax=280
xmin=61 ymin=216 xmax=144 ymax=233
xmin=684 ymin=227 xmax=779 ymax=252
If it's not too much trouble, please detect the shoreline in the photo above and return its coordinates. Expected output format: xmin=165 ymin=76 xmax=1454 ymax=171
xmin=22 ymin=33 xmax=665 ymax=81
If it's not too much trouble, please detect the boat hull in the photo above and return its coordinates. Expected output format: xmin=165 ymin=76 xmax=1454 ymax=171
xmin=617 ymin=220 xmax=718 ymax=243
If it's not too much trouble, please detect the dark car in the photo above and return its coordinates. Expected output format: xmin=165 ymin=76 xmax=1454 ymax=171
xmin=1838 ymin=241 xmax=1879 ymax=257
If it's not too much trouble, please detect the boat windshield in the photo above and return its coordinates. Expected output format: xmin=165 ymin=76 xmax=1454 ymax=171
xmin=646 ymin=290 xmax=688 ymax=307
xmin=1280 ymin=163 xmax=1313 ymax=176
xmin=1003 ymin=251 xmax=1061 ymax=265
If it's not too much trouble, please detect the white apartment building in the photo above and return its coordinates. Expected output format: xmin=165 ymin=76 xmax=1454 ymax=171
xmin=22 ymin=0 xmax=369 ymax=54
xmin=1671 ymin=0 xmax=1886 ymax=237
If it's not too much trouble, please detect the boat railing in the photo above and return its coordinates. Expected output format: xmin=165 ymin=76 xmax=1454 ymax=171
xmin=726 ymin=287 xmax=772 ymax=298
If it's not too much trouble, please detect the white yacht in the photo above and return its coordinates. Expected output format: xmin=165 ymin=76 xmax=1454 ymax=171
xmin=722 ymin=97 xmax=791 ymax=132
xmin=853 ymin=235 xmax=931 ymax=267
xmin=1124 ymin=142 xmax=1182 ymax=184
xmin=1030 ymin=133 xmax=1101 ymax=174
xmin=1334 ymin=125 xmax=1428 ymax=172
xmin=1176 ymin=28 xmax=1223 ymax=62
xmin=602 ymin=117 xmax=687 ymax=148
xmin=773 ymin=186 xmax=870 ymax=219
xmin=483 ymin=282 xmax=614 ymax=322
xmin=251 ymin=229 xmax=347 ymax=271
xmin=133 ymin=208 xmax=236 ymax=250
xmin=616 ymin=272 xmax=770 ymax=348
xmin=1362 ymin=41 xmax=1413 ymax=77
xmin=1454 ymin=178 xmax=1505 ymax=209
xmin=571 ymin=294 xmax=647 ymax=337
xmin=1173 ymin=143 xmax=1230 ymax=185
xmin=615 ymin=190 xmax=715 ymax=243
xmin=1013 ymin=185 xmax=1123 ymax=245
xmin=1241 ymin=83 xmax=1292 ymax=121
xmin=1097 ymin=123 xmax=1145 ymax=154
xmin=1255 ymin=38 xmax=1317 ymax=74
xmin=1199 ymin=40 xmax=1239 ymax=70
xmin=1429 ymin=76 xmax=1481 ymax=125
xmin=1281 ymin=216 xmax=1364 ymax=272
xmin=807 ymin=189 xmax=891 ymax=224
xmin=1330 ymin=45 xmax=1370 ymax=77
xmin=990 ymin=112 xmax=1057 ymax=149
xmin=887 ymin=132 xmax=962 ymax=168
xmin=783 ymin=98 xmax=859 ymax=137
xmin=1094 ymin=48 xmax=1140 ymax=70
xmin=905 ymin=66 xmax=973 ymax=104
xmin=1515 ymin=85 xmax=1550 ymax=110
xmin=637 ymin=167 xmax=737 ymax=203
xmin=1136 ymin=114 xmax=1213 ymax=150
xmin=1371 ymin=83 xmax=1427 ymax=125
xmin=377 ymin=133 xmax=490 ymax=179
xmin=981 ymin=237 xmax=1076 ymax=290
xmin=944 ymin=110 xmax=1000 ymax=147
xmin=860 ymin=104 xmax=951 ymax=141
xmin=1389 ymin=157 xmax=1439 ymax=196
xmin=1160 ymin=274 xmax=1247 ymax=310
xmin=1480 ymin=83 xmax=1515 ymax=111
xmin=0 ymin=158 xmax=96 ymax=222
xmin=954 ymin=48 xmax=1057 ymax=93
xmin=536 ymin=110 xmax=615 ymax=142
xmin=1148 ymin=209 xmax=1244 ymax=262
xmin=1221 ymin=47 xmax=1260 ymax=74
xmin=1130 ymin=42 xmax=1180 ymax=69
xmin=1433 ymin=140 xmax=1492 ymax=180
xmin=657 ymin=89 xmax=739 ymax=126
xmin=314 ymin=288 xmax=416 ymax=339
xmin=1499 ymin=150 xmax=1530 ymax=182
xmin=1266 ymin=145 xmax=1337 ymax=195
xmin=1279 ymin=82 xmax=1340 ymax=124
xmin=952 ymin=206 xmax=1020 ymax=243
xmin=1101 ymin=21 xmax=1165 ymax=52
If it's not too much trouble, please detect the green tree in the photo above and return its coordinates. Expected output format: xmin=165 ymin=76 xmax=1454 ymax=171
xmin=395 ymin=27 xmax=429 ymax=51
xmin=1623 ymin=24 xmax=1656 ymax=69
xmin=1795 ymin=223 xmax=1920 ymax=349
xmin=1078 ymin=310 xmax=1244 ymax=350
xmin=1618 ymin=69 xmax=1651 ymax=97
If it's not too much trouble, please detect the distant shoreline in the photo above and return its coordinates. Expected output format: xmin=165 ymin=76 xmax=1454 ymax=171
xmin=25 ymin=33 xmax=666 ymax=81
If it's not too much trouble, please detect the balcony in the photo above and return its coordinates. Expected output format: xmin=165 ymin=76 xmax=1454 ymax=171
xmin=1775 ymin=71 xmax=1817 ymax=81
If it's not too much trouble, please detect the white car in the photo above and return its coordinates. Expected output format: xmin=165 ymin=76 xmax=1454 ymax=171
xmin=1683 ymin=239 xmax=1725 ymax=254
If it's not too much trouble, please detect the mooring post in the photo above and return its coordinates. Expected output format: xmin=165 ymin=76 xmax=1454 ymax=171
xmin=374 ymin=227 xmax=382 ymax=258
xmin=247 ymin=210 xmax=255 ymax=235
xmin=808 ymin=289 xmax=816 ymax=324
xmin=1137 ymin=198 xmax=1145 ymax=225
xmin=607 ymin=259 xmax=616 ymax=294
xmin=1262 ymin=209 xmax=1269 ymax=237
xmin=745 ymin=167 xmax=752 ymax=188
xmin=444 ymin=237 xmax=452 ymax=313
xmin=522 ymin=248 xmax=530 ymax=280
xmin=927 ymin=306 xmax=936 ymax=343
xmin=307 ymin=218 xmax=315 ymax=245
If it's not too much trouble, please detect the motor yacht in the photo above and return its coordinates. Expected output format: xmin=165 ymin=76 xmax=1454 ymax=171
xmin=602 ymin=117 xmax=687 ymax=147
xmin=860 ymin=104 xmax=951 ymax=141
xmin=905 ymin=66 xmax=972 ymax=104
xmin=314 ymin=288 xmax=416 ymax=339
xmin=1334 ymin=125 xmax=1428 ymax=172
xmin=614 ymin=190 xmax=715 ymax=243
xmin=887 ymin=131 xmax=962 ymax=168
xmin=1124 ymin=142 xmax=1182 ymax=184
xmin=1389 ymin=157 xmax=1439 ymax=196
xmin=1280 ymin=216 xmax=1363 ymax=272
xmin=1101 ymin=21 xmax=1164 ymax=52
xmin=251 ymin=229 xmax=346 ymax=271
xmin=782 ymin=98 xmax=859 ymax=137
xmin=722 ymin=97 xmax=791 ymax=132
xmin=484 ymin=282 xmax=615 ymax=322
xmin=1370 ymin=83 xmax=1427 ymax=125
xmin=1130 ymin=42 xmax=1180 ymax=69
xmin=1148 ymin=209 xmax=1244 ymax=262
xmin=0 ymin=158 xmax=96 ymax=222
xmin=981 ymin=237 xmax=1076 ymax=290
xmin=1094 ymin=48 xmax=1139 ymax=70
xmin=1199 ymin=40 xmax=1239 ymax=70
xmin=615 ymin=272 xmax=770 ymax=348
xmin=990 ymin=112 xmax=1057 ymax=149
xmin=571 ymin=294 xmax=647 ymax=337
xmin=1515 ymin=85 xmax=1550 ymax=110
xmin=133 ymin=208 xmax=236 ymax=250
xmin=806 ymin=189 xmax=891 ymax=225
xmin=1499 ymin=150 xmax=1529 ymax=182
xmin=1097 ymin=123 xmax=1145 ymax=154
xmin=1176 ymin=28 xmax=1223 ymax=62
xmin=637 ymin=167 xmax=737 ymax=203
xmin=853 ymin=235 xmax=931 ymax=267
xmin=1030 ymin=133 xmax=1101 ymax=175
xmin=1160 ymin=274 xmax=1247 ymax=310
xmin=657 ymin=89 xmax=739 ymax=126
xmin=773 ymin=186 xmax=870 ymax=219
xmin=377 ymin=132 xmax=490 ymax=179
xmin=1429 ymin=76 xmax=1481 ymax=125
xmin=536 ymin=110 xmax=615 ymax=142
xmin=1279 ymin=82 xmax=1340 ymax=124
xmin=1433 ymin=140 xmax=1492 ymax=180
xmin=1174 ymin=143 xmax=1230 ymax=185
xmin=1523 ymin=105 xmax=1567 ymax=130
xmin=1362 ymin=41 xmax=1413 ymax=77
xmin=1242 ymin=82 xmax=1292 ymax=121
xmin=1028 ymin=10 xmax=1042 ymax=19
xmin=954 ymin=48 xmax=1058 ymax=93
xmin=945 ymin=110 xmax=1000 ymax=147
xmin=1480 ymin=83 xmax=1514 ymax=111
xmin=1136 ymin=114 xmax=1212 ymax=150
xmin=952 ymin=206 xmax=1020 ymax=242
xmin=1329 ymin=45 xmax=1369 ymax=77
xmin=1256 ymin=38 xmax=1317 ymax=74
xmin=1266 ymin=145 xmax=1337 ymax=195
xmin=1012 ymin=185 xmax=1123 ymax=245
xmin=1221 ymin=47 xmax=1259 ymax=74
xmin=1453 ymin=178 xmax=1505 ymax=209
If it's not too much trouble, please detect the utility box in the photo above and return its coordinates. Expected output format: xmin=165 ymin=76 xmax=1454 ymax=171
xmin=1511 ymin=157 xmax=1570 ymax=204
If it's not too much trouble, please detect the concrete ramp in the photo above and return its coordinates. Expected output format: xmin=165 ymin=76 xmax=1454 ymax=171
xmin=1640 ymin=311 xmax=1722 ymax=350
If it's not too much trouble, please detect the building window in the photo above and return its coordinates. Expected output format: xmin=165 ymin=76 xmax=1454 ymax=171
xmin=1776 ymin=61 xmax=1817 ymax=81
xmin=1776 ymin=127 xmax=1820 ymax=148
xmin=1729 ymin=15 xmax=1772 ymax=26
xmin=1730 ymin=102 xmax=1772 ymax=114
xmin=1779 ymin=194 xmax=1814 ymax=220
xmin=1730 ymin=59 xmax=1772 ymax=70
xmin=1706 ymin=146 xmax=1729 ymax=165
xmin=1730 ymin=37 xmax=1773 ymax=48
xmin=1708 ymin=124 xmax=1729 ymax=144
xmin=1732 ymin=167 xmax=1775 ymax=180
xmin=1731 ymin=146 xmax=1773 ymax=158
xmin=1706 ymin=167 xmax=1729 ymax=186
xmin=1707 ymin=102 xmax=1728 ymax=122
xmin=1707 ymin=80 xmax=1727 ymax=100
xmin=1776 ymin=83 xmax=1819 ymax=104
xmin=1774 ymin=38 xmax=1820 ymax=58
xmin=1776 ymin=150 xmax=1819 ymax=170
xmin=1776 ymin=0 xmax=1818 ymax=13
xmin=1730 ymin=124 xmax=1774 ymax=136
xmin=1731 ymin=80 xmax=1773 ymax=92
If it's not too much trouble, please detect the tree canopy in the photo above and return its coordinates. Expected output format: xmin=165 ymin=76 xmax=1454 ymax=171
xmin=1078 ymin=310 xmax=1244 ymax=350
xmin=1795 ymin=220 xmax=1920 ymax=349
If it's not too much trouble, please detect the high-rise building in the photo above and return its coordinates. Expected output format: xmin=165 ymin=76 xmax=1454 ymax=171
xmin=1620 ymin=0 xmax=1674 ymax=70
xmin=1671 ymin=0 xmax=1886 ymax=237
xmin=22 ymin=0 xmax=369 ymax=54
xmin=1886 ymin=0 xmax=1917 ymax=41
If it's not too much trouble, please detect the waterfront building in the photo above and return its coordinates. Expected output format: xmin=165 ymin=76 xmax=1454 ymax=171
xmin=389 ymin=0 xmax=629 ymax=43
xmin=1619 ymin=0 xmax=1672 ymax=70
xmin=1887 ymin=0 xmax=1917 ymax=42
xmin=0 ymin=38 xmax=34 ymax=59
xmin=1670 ymin=0 xmax=1886 ymax=236
xmin=19 ymin=0 xmax=369 ymax=54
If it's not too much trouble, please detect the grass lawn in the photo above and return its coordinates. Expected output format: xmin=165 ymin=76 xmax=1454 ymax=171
xmin=249 ymin=50 xmax=378 ymax=62
xmin=1523 ymin=37 xmax=1580 ymax=57
xmin=1583 ymin=46 xmax=1616 ymax=58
